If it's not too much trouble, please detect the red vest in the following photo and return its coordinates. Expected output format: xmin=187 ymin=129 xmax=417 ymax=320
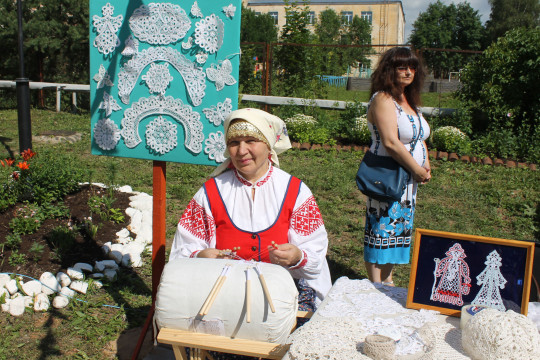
xmin=203 ymin=175 xmax=302 ymax=262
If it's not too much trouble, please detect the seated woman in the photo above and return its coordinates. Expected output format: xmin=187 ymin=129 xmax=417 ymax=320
xmin=169 ymin=108 xmax=332 ymax=310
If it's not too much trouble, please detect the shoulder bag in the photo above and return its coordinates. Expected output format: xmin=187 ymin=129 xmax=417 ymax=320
xmin=356 ymin=111 xmax=422 ymax=203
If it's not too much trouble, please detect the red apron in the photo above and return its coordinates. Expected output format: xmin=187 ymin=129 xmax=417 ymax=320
xmin=203 ymin=175 xmax=302 ymax=262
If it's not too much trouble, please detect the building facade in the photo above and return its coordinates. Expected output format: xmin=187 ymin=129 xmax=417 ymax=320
xmin=243 ymin=0 xmax=405 ymax=47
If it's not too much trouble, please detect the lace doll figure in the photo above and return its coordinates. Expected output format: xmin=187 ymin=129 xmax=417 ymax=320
xmin=471 ymin=250 xmax=507 ymax=311
xmin=431 ymin=243 xmax=471 ymax=306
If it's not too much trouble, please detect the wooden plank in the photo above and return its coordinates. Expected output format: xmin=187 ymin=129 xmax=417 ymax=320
xmin=172 ymin=345 xmax=188 ymax=360
xmin=157 ymin=328 xmax=290 ymax=359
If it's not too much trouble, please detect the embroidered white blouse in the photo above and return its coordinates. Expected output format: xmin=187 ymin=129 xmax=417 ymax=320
xmin=169 ymin=164 xmax=332 ymax=304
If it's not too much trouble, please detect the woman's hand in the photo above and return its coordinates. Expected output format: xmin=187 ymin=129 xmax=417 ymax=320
xmin=412 ymin=166 xmax=431 ymax=183
xmin=268 ymin=243 xmax=302 ymax=267
xmin=197 ymin=248 xmax=237 ymax=259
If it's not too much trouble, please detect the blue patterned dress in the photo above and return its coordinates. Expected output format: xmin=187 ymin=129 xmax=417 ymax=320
xmin=363 ymin=93 xmax=430 ymax=265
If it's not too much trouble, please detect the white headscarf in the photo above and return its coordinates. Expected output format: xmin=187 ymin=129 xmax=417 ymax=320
xmin=211 ymin=108 xmax=291 ymax=177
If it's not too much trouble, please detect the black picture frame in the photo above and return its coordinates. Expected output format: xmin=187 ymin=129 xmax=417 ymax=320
xmin=406 ymin=229 xmax=535 ymax=317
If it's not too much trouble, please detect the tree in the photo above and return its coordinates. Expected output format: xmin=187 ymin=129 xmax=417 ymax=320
xmin=457 ymin=28 xmax=540 ymax=162
xmin=485 ymin=0 xmax=540 ymax=42
xmin=273 ymin=0 xmax=317 ymax=96
xmin=240 ymin=6 xmax=278 ymax=94
xmin=409 ymin=1 xmax=485 ymax=78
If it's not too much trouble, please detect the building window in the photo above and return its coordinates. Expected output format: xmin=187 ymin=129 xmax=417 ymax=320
xmin=341 ymin=11 xmax=353 ymax=25
xmin=269 ymin=11 xmax=278 ymax=25
xmin=361 ymin=11 xmax=372 ymax=24
xmin=308 ymin=11 xmax=315 ymax=24
xmin=255 ymin=12 xmax=261 ymax=16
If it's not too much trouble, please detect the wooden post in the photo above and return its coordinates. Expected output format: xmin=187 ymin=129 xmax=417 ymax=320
xmin=152 ymin=160 xmax=167 ymax=301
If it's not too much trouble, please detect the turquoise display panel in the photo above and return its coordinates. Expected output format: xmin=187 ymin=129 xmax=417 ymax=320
xmin=89 ymin=0 xmax=241 ymax=165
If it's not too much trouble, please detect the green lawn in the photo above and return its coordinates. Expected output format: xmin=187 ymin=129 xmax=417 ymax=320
xmin=0 ymin=109 xmax=539 ymax=359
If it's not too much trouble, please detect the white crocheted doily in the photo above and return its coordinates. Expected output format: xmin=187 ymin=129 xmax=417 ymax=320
xmin=462 ymin=309 xmax=540 ymax=360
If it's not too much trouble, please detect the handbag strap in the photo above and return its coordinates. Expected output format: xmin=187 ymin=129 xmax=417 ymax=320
xmin=408 ymin=110 xmax=423 ymax=154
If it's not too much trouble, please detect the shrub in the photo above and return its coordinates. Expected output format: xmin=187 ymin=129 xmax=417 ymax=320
xmin=29 ymin=242 xmax=45 ymax=262
xmin=338 ymin=101 xmax=368 ymax=143
xmin=431 ymin=126 xmax=471 ymax=154
xmin=284 ymin=114 xmax=334 ymax=145
xmin=457 ymin=27 xmax=540 ymax=162
xmin=351 ymin=115 xmax=372 ymax=145
xmin=8 ymin=250 xmax=27 ymax=267
xmin=4 ymin=233 xmax=22 ymax=249
xmin=9 ymin=203 xmax=44 ymax=234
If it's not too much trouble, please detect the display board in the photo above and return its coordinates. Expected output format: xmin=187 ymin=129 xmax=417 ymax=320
xmin=406 ymin=228 xmax=535 ymax=317
xmin=89 ymin=0 xmax=241 ymax=165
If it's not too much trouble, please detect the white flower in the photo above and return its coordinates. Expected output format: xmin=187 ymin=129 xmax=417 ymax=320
xmin=285 ymin=114 xmax=317 ymax=125
xmin=204 ymin=131 xmax=226 ymax=163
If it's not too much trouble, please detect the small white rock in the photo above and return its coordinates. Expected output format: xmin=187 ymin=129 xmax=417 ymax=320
xmin=9 ymin=296 xmax=26 ymax=316
xmin=96 ymin=259 xmax=119 ymax=270
xmin=23 ymin=295 xmax=32 ymax=307
xmin=69 ymin=281 xmax=88 ymax=294
xmin=92 ymin=280 xmax=103 ymax=289
xmin=34 ymin=293 xmax=50 ymax=312
xmin=73 ymin=262 xmax=93 ymax=273
xmin=22 ymin=280 xmax=42 ymax=297
xmin=116 ymin=228 xmax=130 ymax=238
xmin=67 ymin=267 xmax=84 ymax=280
xmin=52 ymin=296 xmax=69 ymax=309
xmin=0 ymin=274 xmax=10 ymax=288
xmin=102 ymin=241 xmax=112 ymax=255
xmin=40 ymin=272 xmax=61 ymax=295
xmin=1 ymin=298 xmax=11 ymax=312
xmin=1 ymin=287 xmax=9 ymax=299
xmin=56 ymin=272 xmax=71 ymax=287
xmin=109 ymin=250 xmax=123 ymax=264
xmin=60 ymin=286 xmax=75 ymax=299
xmin=104 ymin=269 xmax=117 ymax=281
xmin=6 ymin=279 xmax=18 ymax=295
xmin=125 ymin=207 xmax=137 ymax=217
xmin=117 ymin=185 xmax=133 ymax=193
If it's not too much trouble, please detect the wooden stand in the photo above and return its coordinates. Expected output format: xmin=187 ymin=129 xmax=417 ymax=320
xmin=157 ymin=311 xmax=313 ymax=360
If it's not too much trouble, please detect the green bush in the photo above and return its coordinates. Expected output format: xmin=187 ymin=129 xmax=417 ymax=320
xmin=338 ymin=101 xmax=368 ymax=143
xmin=284 ymin=113 xmax=335 ymax=145
xmin=9 ymin=203 xmax=44 ymax=234
xmin=458 ymin=27 xmax=540 ymax=162
xmin=431 ymin=126 xmax=472 ymax=155
xmin=4 ymin=233 xmax=22 ymax=249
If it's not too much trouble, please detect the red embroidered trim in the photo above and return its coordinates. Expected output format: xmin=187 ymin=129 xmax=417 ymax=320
xmin=289 ymin=250 xmax=308 ymax=270
xmin=179 ymin=199 xmax=215 ymax=243
xmin=190 ymin=250 xmax=201 ymax=258
xmin=233 ymin=169 xmax=252 ymax=186
xmin=291 ymin=196 xmax=324 ymax=236
xmin=233 ymin=164 xmax=274 ymax=187
xmin=256 ymin=165 xmax=273 ymax=187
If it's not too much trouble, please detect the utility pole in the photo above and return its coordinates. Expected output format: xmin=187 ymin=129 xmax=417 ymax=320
xmin=16 ymin=0 xmax=32 ymax=153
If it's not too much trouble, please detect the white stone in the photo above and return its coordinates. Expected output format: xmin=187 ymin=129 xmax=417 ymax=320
xmin=92 ymin=280 xmax=103 ymax=289
xmin=116 ymin=228 xmax=130 ymax=238
xmin=102 ymin=241 xmax=112 ymax=255
xmin=128 ymin=210 xmax=143 ymax=233
xmin=40 ymin=272 xmax=61 ymax=295
xmin=104 ymin=269 xmax=117 ymax=281
xmin=1 ymin=298 xmax=11 ymax=312
xmin=117 ymin=185 xmax=133 ymax=193
xmin=52 ymin=296 xmax=69 ymax=308
xmin=0 ymin=286 xmax=8 ymax=299
xmin=97 ymin=259 xmax=119 ymax=270
xmin=109 ymin=250 xmax=123 ymax=264
xmin=69 ymin=281 xmax=88 ymax=294
xmin=34 ymin=293 xmax=50 ymax=312
xmin=6 ymin=279 xmax=18 ymax=295
xmin=0 ymin=274 xmax=10 ymax=287
xmin=125 ymin=207 xmax=137 ymax=217
xmin=23 ymin=295 xmax=32 ymax=307
xmin=60 ymin=286 xmax=75 ymax=299
xmin=9 ymin=296 xmax=26 ymax=316
xmin=67 ymin=267 xmax=84 ymax=280
xmin=73 ymin=262 xmax=93 ymax=273
xmin=56 ymin=272 xmax=71 ymax=287
xmin=22 ymin=280 xmax=42 ymax=297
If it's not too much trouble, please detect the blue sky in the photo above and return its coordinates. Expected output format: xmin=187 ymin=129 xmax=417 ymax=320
xmin=403 ymin=0 xmax=492 ymax=40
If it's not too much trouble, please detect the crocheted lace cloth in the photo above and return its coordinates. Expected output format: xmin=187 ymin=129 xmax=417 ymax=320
xmin=283 ymin=277 xmax=472 ymax=360
xmin=462 ymin=308 xmax=540 ymax=360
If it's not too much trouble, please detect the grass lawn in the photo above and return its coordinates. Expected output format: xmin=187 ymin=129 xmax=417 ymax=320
xmin=0 ymin=108 xmax=539 ymax=359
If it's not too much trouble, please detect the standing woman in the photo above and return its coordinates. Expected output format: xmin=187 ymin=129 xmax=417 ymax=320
xmin=363 ymin=47 xmax=431 ymax=285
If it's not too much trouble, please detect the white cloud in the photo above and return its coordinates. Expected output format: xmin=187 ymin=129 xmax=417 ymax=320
xmin=403 ymin=0 xmax=492 ymax=41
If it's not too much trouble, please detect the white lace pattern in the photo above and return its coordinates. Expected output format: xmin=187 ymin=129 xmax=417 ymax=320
xmin=129 ymin=3 xmax=190 ymax=45
xmin=206 ymin=59 xmax=236 ymax=91
xmin=142 ymin=63 xmax=174 ymax=96
xmin=99 ymin=91 xmax=122 ymax=117
xmin=194 ymin=14 xmax=224 ymax=54
xmin=190 ymin=1 xmax=203 ymax=18
xmin=93 ymin=64 xmax=114 ymax=88
xmin=202 ymin=98 xmax=232 ymax=126
xmin=92 ymin=3 xmax=123 ymax=55
xmin=145 ymin=116 xmax=178 ymax=154
xmin=121 ymin=35 xmax=139 ymax=57
xmin=222 ymin=4 xmax=236 ymax=19
xmin=120 ymin=95 xmax=203 ymax=154
xmin=94 ymin=118 xmax=121 ymax=150
xmin=204 ymin=131 xmax=226 ymax=163
xmin=117 ymin=47 xmax=206 ymax=106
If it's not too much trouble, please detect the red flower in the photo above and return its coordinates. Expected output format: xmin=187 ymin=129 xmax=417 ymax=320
xmin=21 ymin=149 xmax=36 ymax=161
xmin=12 ymin=171 xmax=19 ymax=180
xmin=0 ymin=160 xmax=4 ymax=167
xmin=17 ymin=162 xmax=29 ymax=170
xmin=4 ymin=158 xmax=14 ymax=166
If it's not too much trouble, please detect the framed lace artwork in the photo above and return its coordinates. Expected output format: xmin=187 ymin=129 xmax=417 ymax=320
xmin=406 ymin=228 xmax=535 ymax=316
xmin=89 ymin=0 xmax=240 ymax=165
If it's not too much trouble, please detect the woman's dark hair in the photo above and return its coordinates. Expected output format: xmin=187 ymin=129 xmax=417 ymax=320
xmin=370 ymin=47 xmax=425 ymax=109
